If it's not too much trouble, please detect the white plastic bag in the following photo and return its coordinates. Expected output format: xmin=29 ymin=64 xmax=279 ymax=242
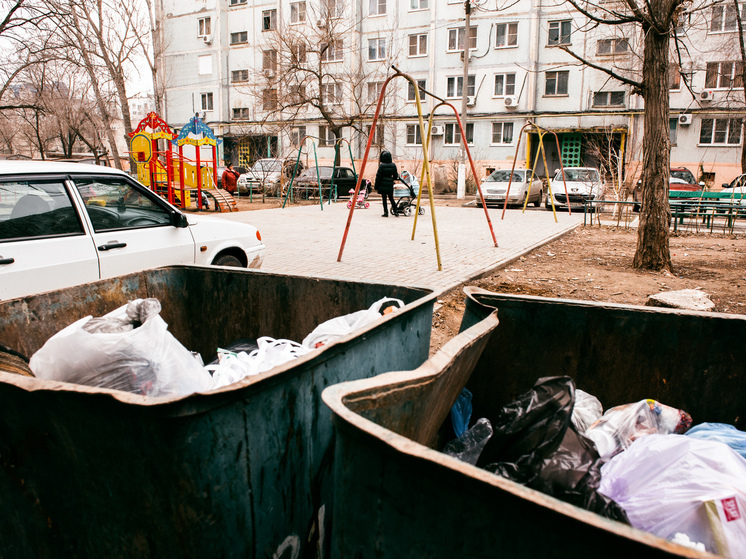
xmin=208 ymin=336 xmax=310 ymax=389
xmin=599 ymin=434 xmax=746 ymax=558
xmin=571 ymin=389 xmax=603 ymax=434
xmin=302 ymin=297 xmax=404 ymax=349
xmin=30 ymin=299 xmax=213 ymax=397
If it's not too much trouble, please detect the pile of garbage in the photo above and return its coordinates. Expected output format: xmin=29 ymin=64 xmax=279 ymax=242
xmin=27 ymin=296 xmax=404 ymax=397
xmin=444 ymin=377 xmax=746 ymax=557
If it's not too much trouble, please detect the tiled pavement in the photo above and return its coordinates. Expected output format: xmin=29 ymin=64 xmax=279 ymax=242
xmin=219 ymin=200 xmax=584 ymax=293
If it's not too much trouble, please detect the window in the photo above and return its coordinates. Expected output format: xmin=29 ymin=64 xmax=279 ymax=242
xmin=699 ymin=118 xmax=743 ymax=145
xmin=492 ymin=122 xmax=514 ymax=145
xmin=323 ymin=0 xmax=343 ymax=18
xmin=705 ymin=62 xmax=744 ymax=89
xmin=446 ymin=75 xmax=475 ymax=98
xmin=406 ymin=124 xmax=422 ymax=145
xmin=669 ymin=117 xmax=678 ymax=145
xmin=447 ymin=27 xmax=477 ymax=52
xmin=229 ymin=0 xmax=247 ymax=5
xmin=231 ymin=69 xmax=249 ymax=83
xmin=289 ymin=84 xmax=306 ymax=102
xmin=321 ymin=83 xmax=342 ymax=104
xmin=669 ymin=65 xmax=681 ymax=90
xmin=709 ymin=3 xmax=745 ymax=32
xmin=410 ymin=0 xmax=428 ymax=9
xmin=368 ymin=82 xmax=383 ymax=103
xmin=409 ymin=33 xmax=427 ymax=57
xmin=230 ymin=31 xmax=248 ymax=45
xmin=597 ymin=38 xmax=628 ymax=54
xmin=291 ymin=126 xmax=307 ymax=147
xmin=493 ymin=73 xmax=516 ymax=96
xmin=366 ymin=124 xmax=384 ymax=147
xmin=407 ymin=79 xmax=426 ymax=101
xmin=198 ymin=55 xmax=212 ymax=75
xmin=592 ymin=91 xmax=625 ymax=106
xmin=319 ymin=125 xmax=337 ymax=147
xmin=321 ymin=41 xmax=343 ymax=62
xmin=290 ymin=1 xmax=306 ymax=23
xmin=548 ymin=20 xmax=571 ymax=45
xmin=262 ymin=9 xmax=277 ymax=31
xmin=198 ymin=17 xmax=211 ymax=37
xmin=262 ymin=88 xmax=277 ymax=110
xmin=232 ymin=107 xmax=250 ymax=120
xmin=444 ymin=123 xmax=474 ymax=145
xmin=0 ymin=180 xmax=82 ymax=241
xmin=263 ymin=50 xmax=277 ymax=71
xmin=495 ymin=23 xmax=518 ymax=48
xmin=545 ymin=71 xmax=569 ymax=95
xmin=290 ymin=43 xmax=307 ymax=64
xmin=201 ymin=92 xmax=213 ymax=111
xmin=368 ymin=38 xmax=386 ymax=61
xmin=369 ymin=0 xmax=386 ymax=15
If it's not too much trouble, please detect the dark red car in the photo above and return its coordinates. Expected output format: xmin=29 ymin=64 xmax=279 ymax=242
xmin=633 ymin=167 xmax=704 ymax=211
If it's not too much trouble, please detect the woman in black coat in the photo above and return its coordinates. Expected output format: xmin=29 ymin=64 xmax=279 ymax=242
xmin=374 ymin=150 xmax=399 ymax=217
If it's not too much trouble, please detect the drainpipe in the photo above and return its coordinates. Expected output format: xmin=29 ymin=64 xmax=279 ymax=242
xmin=457 ymin=0 xmax=472 ymax=199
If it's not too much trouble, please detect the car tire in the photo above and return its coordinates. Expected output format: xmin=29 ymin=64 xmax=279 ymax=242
xmin=533 ymin=191 xmax=543 ymax=207
xmin=213 ymin=254 xmax=243 ymax=267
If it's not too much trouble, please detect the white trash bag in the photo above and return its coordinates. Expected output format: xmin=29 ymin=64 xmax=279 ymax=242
xmin=302 ymin=297 xmax=404 ymax=349
xmin=571 ymin=389 xmax=603 ymax=434
xmin=30 ymin=299 xmax=213 ymax=398
xmin=599 ymin=434 xmax=746 ymax=558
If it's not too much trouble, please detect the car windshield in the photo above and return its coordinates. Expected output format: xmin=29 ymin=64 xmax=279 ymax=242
xmin=299 ymin=167 xmax=333 ymax=179
xmin=558 ymin=169 xmax=599 ymax=182
xmin=670 ymin=169 xmax=696 ymax=183
xmin=488 ymin=170 xmax=524 ymax=182
xmin=252 ymin=160 xmax=282 ymax=173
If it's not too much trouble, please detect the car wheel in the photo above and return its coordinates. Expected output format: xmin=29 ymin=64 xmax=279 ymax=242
xmin=533 ymin=190 xmax=543 ymax=208
xmin=213 ymin=254 xmax=243 ymax=267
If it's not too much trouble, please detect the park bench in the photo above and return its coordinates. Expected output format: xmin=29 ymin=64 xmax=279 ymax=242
xmin=668 ymin=190 xmax=746 ymax=233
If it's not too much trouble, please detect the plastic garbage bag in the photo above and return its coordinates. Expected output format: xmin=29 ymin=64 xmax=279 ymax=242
xmin=451 ymin=388 xmax=473 ymax=437
xmin=29 ymin=299 xmax=212 ymax=397
xmin=302 ymin=297 xmax=404 ymax=349
xmin=686 ymin=423 xmax=746 ymax=459
xmin=82 ymin=298 xmax=162 ymax=334
xmin=585 ymin=399 xmax=692 ymax=461
xmin=476 ymin=376 xmax=628 ymax=522
xmin=207 ymin=339 xmax=260 ymax=366
xmin=443 ymin=418 xmax=493 ymax=466
xmin=208 ymin=336 xmax=310 ymax=389
xmin=599 ymin=434 xmax=746 ymax=558
xmin=571 ymin=389 xmax=603 ymax=434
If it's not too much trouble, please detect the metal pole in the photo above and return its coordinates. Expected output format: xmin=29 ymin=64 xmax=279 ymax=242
xmin=457 ymin=0 xmax=471 ymax=199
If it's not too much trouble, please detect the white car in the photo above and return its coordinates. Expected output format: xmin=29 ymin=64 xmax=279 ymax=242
xmin=237 ymin=158 xmax=283 ymax=195
xmin=546 ymin=167 xmax=606 ymax=210
xmin=0 ymin=161 xmax=265 ymax=301
xmin=477 ymin=169 xmax=544 ymax=208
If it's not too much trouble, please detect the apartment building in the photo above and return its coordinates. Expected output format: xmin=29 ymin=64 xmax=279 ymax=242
xmin=156 ymin=0 xmax=745 ymax=187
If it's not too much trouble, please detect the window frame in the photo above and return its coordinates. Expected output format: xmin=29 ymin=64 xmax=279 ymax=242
xmin=229 ymin=0 xmax=247 ymax=5
xmin=446 ymin=75 xmax=476 ymax=98
xmin=263 ymin=49 xmax=278 ymax=71
xmin=369 ymin=0 xmax=386 ymax=16
xmin=494 ymin=22 xmax=518 ymax=48
xmin=705 ymin=61 xmax=744 ymax=89
xmin=447 ymin=26 xmax=478 ymax=52
xmin=230 ymin=31 xmax=248 ymax=45
xmin=321 ymin=82 xmax=342 ymax=105
xmin=493 ymin=73 xmax=516 ymax=97
xmin=366 ymin=124 xmax=385 ymax=147
xmin=262 ymin=88 xmax=278 ymax=111
xmin=290 ymin=1 xmax=306 ymax=24
xmin=408 ymin=33 xmax=428 ymax=57
xmin=548 ymin=20 xmax=572 ymax=46
xmin=444 ymin=122 xmax=474 ymax=145
xmin=198 ymin=17 xmax=211 ymax=37
xmin=368 ymin=38 xmax=386 ymax=61
xmin=544 ymin=70 xmax=569 ymax=96
xmin=669 ymin=117 xmax=678 ymax=146
xmin=407 ymin=79 xmax=427 ymax=102
xmin=367 ymin=81 xmax=383 ymax=104
xmin=699 ymin=117 xmax=743 ymax=146
xmin=200 ymin=92 xmax=214 ymax=111
xmin=321 ymin=40 xmax=344 ymax=62
xmin=231 ymin=69 xmax=249 ymax=83
xmin=709 ymin=3 xmax=746 ymax=32
xmin=262 ymin=9 xmax=277 ymax=31
xmin=592 ymin=91 xmax=625 ymax=107
xmin=491 ymin=122 xmax=515 ymax=145
xmin=410 ymin=0 xmax=428 ymax=11
xmin=291 ymin=126 xmax=307 ymax=147
xmin=597 ymin=38 xmax=629 ymax=55
xmin=406 ymin=124 xmax=422 ymax=145
xmin=319 ymin=125 xmax=337 ymax=147
xmin=232 ymin=107 xmax=250 ymax=120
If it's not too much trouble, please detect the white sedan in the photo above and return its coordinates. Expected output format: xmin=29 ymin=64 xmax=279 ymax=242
xmin=477 ymin=169 xmax=544 ymax=207
xmin=0 ymin=161 xmax=265 ymax=301
xmin=546 ymin=167 xmax=606 ymax=210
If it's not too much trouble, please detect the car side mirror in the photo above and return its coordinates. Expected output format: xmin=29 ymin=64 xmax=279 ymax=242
xmin=171 ymin=211 xmax=188 ymax=228
xmin=723 ymin=183 xmax=730 ymax=188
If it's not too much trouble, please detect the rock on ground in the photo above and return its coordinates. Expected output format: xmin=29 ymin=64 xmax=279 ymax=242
xmin=645 ymin=289 xmax=715 ymax=312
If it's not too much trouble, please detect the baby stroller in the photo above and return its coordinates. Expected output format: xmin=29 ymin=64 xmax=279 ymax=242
xmin=393 ymin=170 xmax=425 ymax=216
xmin=347 ymin=179 xmax=371 ymax=209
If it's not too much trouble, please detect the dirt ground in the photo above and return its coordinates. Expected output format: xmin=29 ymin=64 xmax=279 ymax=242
xmin=430 ymin=224 xmax=746 ymax=353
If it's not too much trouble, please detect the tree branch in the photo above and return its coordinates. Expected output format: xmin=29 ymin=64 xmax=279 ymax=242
xmin=559 ymin=46 xmax=644 ymax=94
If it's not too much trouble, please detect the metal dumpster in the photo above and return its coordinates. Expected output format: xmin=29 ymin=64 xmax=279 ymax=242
xmin=323 ymin=287 xmax=746 ymax=558
xmin=0 ymin=265 xmax=435 ymax=559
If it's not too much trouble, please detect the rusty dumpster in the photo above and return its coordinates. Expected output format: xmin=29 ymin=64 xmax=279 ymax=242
xmin=323 ymin=287 xmax=746 ymax=558
xmin=0 ymin=265 xmax=435 ymax=559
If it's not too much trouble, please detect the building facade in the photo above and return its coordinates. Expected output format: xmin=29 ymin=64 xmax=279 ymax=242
xmin=156 ymin=0 xmax=745 ymax=189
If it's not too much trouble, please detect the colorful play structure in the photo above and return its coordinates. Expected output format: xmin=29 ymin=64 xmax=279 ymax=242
xmin=128 ymin=112 xmax=237 ymax=212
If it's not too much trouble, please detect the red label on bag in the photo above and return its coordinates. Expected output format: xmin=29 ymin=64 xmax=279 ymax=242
xmin=722 ymin=497 xmax=741 ymax=522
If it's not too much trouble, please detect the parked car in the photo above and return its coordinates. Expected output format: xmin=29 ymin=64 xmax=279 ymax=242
xmin=0 ymin=161 xmax=265 ymax=300
xmin=476 ymin=169 xmax=543 ymax=208
xmin=237 ymin=158 xmax=283 ymax=196
xmin=632 ymin=167 xmax=705 ymax=210
xmin=546 ymin=167 xmax=605 ymax=210
xmin=291 ymin=166 xmax=359 ymax=199
xmin=722 ymin=173 xmax=746 ymax=193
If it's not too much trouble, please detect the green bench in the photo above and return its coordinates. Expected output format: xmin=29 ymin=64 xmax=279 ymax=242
xmin=668 ymin=190 xmax=746 ymax=232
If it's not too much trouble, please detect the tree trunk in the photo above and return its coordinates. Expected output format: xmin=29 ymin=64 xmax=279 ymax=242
xmin=633 ymin=17 xmax=672 ymax=271
xmin=734 ymin=0 xmax=746 ymax=173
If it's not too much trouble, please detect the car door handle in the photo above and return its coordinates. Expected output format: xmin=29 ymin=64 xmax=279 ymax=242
xmin=97 ymin=241 xmax=127 ymax=251
xmin=0 ymin=256 xmax=14 ymax=265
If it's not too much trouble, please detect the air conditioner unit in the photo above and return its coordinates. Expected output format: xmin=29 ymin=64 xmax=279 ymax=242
xmin=504 ymin=95 xmax=518 ymax=108
xmin=678 ymin=114 xmax=692 ymax=125
xmin=466 ymin=96 xmax=476 ymax=107
xmin=699 ymin=90 xmax=714 ymax=101
xmin=264 ymin=69 xmax=275 ymax=78
xmin=195 ymin=111 xmax=206 ymax=120
xmin=203 ymin=34 xmax=213 ymax=44
xmin=430 ymin=125 xmax=445 ymax=136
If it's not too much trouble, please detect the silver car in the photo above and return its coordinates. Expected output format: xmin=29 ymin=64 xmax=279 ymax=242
xmin=237 ymin=158 xmax=283 ymax=195
xmin=477 ymin=169 xmax=544 ymax=208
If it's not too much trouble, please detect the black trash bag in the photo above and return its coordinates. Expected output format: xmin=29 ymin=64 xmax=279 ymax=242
xmin=477 ymin=376 xmax=574 ymax=484
xmin=477 ymin=376 xmax=629 ymax=523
